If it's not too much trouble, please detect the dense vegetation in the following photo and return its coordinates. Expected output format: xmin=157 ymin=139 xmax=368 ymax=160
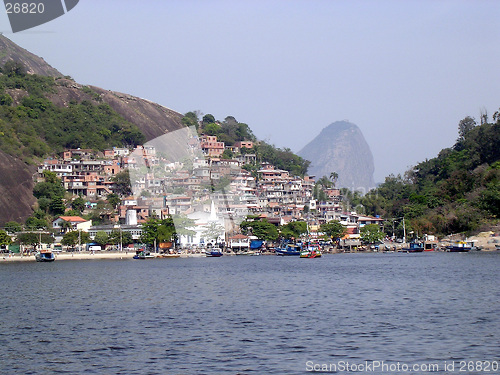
xmin=358 ymin=112 xmax=500 ymax=236
xmin=182 ymin=112 xmax=310 ymax=177
xmin=0 ymin=61 xmax=145 ymax=163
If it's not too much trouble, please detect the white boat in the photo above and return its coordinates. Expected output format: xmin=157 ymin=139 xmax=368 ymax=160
xmin=35 ymin=251 xmax=55 ymax=262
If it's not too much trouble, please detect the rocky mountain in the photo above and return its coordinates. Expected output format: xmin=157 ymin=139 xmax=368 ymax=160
xmin=0 ymin=35 xmax=184 ymax=225
xmin=0 ymin=35 xmax=63 ymax=77
xmin=298 ymin=121 xmax=375 ymax=192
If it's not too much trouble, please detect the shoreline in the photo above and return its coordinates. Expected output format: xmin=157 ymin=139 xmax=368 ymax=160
xmin=2 ymin=248 xmax=498 ymax=263
xmin=1 ymin=251 xmax=136 ymax=262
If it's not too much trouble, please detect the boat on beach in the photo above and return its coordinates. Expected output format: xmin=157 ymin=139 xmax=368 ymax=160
xmin=446 ymin=241 xmax=476 ymax=252
xmin=157 ymin=253 xmax=180 ymax=258
xmin=35 ymin=251 xmax=55 ymax=262
xmin=300 ymin=249 xmax=322 ymax=258
xmin=400 ymin=242 xmax=424 ymax=253
xmin=275 ymin=243 xmax=302 ymax=256
xmin=206 ymin=250 xmax=223 ymax=257
xmin=300 ymin=244 xmax=322 ymax=258
xmin=133 ymin=249 xmax=155 ymax=259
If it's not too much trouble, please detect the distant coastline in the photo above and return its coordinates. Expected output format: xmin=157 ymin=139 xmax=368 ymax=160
xmin=1 ymin=251 xmax=135 ymax=262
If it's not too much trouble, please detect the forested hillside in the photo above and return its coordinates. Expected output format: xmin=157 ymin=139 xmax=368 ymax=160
xmin=0 ymin=62 xmax=145 ymax=163
xmin=182 ymin=112 xmax=310 ymax=177
xmin=360 ymin=112 xmax=500 ymax=235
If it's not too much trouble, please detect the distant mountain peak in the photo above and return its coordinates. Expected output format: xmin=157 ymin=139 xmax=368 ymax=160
xmin=298 ymin=121 xmax=375 ymax=192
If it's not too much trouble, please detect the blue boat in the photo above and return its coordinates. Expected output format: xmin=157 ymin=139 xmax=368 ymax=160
xmin=400 ymin=242 xmax=424 ymax=253
xmin=206 ymin=250 xmax=223 ymax=257
xmin=275 ymin=243 xmax=302 ymax=256
xmin=446 ymin=241 xmax=475 ymax=252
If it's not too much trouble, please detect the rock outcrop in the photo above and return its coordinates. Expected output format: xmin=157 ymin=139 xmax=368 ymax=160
xmin=0 ymin=35 xmax=63 ymax=77
xmin=298 ymin=121 xmax=375 ymax=192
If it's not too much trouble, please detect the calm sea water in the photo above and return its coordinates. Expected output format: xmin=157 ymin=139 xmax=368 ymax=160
xmin=1 ymin=252 xmax=499 ymax=375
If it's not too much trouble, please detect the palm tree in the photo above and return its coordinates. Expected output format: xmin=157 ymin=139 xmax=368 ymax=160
xmin=329 ymin=172 xmax=339 ymax=187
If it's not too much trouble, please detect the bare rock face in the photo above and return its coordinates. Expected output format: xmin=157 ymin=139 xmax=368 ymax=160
xmin=0 ymin=151 xmax=37 ymax=224
xmin=0 ymin=35 xmax=63 ymax=77
xmin=298 ymin=121 xmax=375 ymax=192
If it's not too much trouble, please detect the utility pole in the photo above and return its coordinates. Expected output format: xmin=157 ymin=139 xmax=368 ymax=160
xmin=402 ymin=217 xmax=406 ymax=244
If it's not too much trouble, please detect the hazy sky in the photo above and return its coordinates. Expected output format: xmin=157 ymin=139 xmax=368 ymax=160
xmin=2 ymin=0 xmax=499 ymax=182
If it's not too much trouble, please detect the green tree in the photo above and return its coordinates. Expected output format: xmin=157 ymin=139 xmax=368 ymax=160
xmin=0 ymin=230 xmax=12 ymax=246
xmin=106 ymin=193 xmax=121 ymax=209
xmin=140 ymin=217 xmax=176 ymax=246
xmin=4 ymin=221 xmax=22 ymax=234
xmin=42 ymin=170 xmax=60 ymax=184
xmin=222 ymin=149 xmax=234 ymax=159
xmin=202 ymin=114 xmax=216 ymax=125
xmin=360 ymin=224 xmax=384 ymax=244
xmin=25 ymin=216 xmax=48 ymax=230
xmin=18 ymin=232 xmax=54 ymax=250
xmin=37 ymin=197 xmax=51 ymax=213
xmin=240 ymin=218 xmax=279 ymax=241
xmin=280 ymin=221 xmax=308 ymax=239
xmin=71 ymin=196 xmax=86 ymax=213
xmin=2 ymin=60 xmax=26 ymax=77
xmin=329 ymin=172 xmax=339 ymax=187
xmin=94 ymin=231 xmax=109 ymax=246
xmin=61 ymin=230 xmax=90 ymax=248
xmin=49 ymin=196 xmax=66 ymax=215
xmin=204 ymin=123 xmax=222 ymax=136
xmin=320 ymin=220 xmax=347 ymax=240
xmin=112 ymin=170 xmax=132 ymax=196
xmin=0 ymin=93 xmax=13 ymax=106
xmin=33 ymin=181 xmax=65 ymax=200
xmin=181 ymin=111 xmax=199 ymax=130
xmin=457 ymin=116 xmax=477 ymax=143
xmin=108 ymin=230 xmax=133 ymax=246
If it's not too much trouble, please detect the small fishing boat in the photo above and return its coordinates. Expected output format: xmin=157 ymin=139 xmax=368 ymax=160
xmin=133 ymin=249 xmax=155 ymax=259
xmin=35 ymin=251 xmax=55 ymax=262
xmin=300 ymin=249 xmax=322 ymax=258
xmin=235 ymin=250 xmax=256 ymax=256
xmin=276 ymin=243 xmax=302 ymax=256
xmin=400 ymin=242 xmax=424 ymax=253
xmin=157 ymin=253 xmax=180 ymax=258
xmin=423 ymin=241 xmax=438 ymax=252
xmin=206 ymin=250 xmax=223 ymax=257
xmin=446 ymin=241 xmax=476 ymax=252
xmin=300 ymin=244 xmax=322 ymax=258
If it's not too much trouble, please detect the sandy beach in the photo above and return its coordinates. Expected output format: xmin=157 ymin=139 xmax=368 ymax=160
xmin=1 ymin=251 xmax=136 ymax=262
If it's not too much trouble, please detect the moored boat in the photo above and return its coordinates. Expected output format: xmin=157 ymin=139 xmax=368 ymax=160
xmin=157 ymin=253 xmax=180 ymax=258
xmin=276 ymin=243 xmax=301 ymax=256
xmin=133 ymin=249 xmax=155 ymax=259
xmin=423 ymin=241 xmax=438 ymax=252
xmin=300 ymin=244 xmax=322 ymax=258
xmin=446 ymin=241 xmax=476 ymax=252
xmin=35 ymin=251 xmax=55 ymax=262
xmin=400 ymin=242 xmax=424 ymax=253
xmin=300 ymin=249 xmax=322 ymax=258
xmin=206 ymin=250 xmax=223 ymax=257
